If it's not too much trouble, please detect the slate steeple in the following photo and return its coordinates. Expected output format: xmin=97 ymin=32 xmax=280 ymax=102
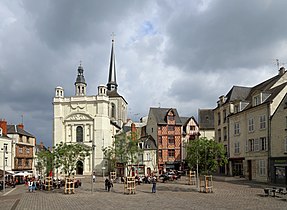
xmin=107 ymin=36 xmax=118 ymax=92
xmin=75 ymin=64 xmax=87 ymax=96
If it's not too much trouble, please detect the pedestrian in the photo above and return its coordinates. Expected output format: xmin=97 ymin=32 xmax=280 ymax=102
xmin=105 ymin=178 xmax=109 ymax=191
xmin=93 ymin=175 xmax=96 ymax=183
xmin=151 ymin=176 xmax=157 ymax=193
xmin=28 ymin=180 xmax=33 ymax=192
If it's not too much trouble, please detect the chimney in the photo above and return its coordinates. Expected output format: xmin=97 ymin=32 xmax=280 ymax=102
xmin=0 ymin=119 xmax=7 ymax=135
xmin=131 ymin=123 xmax=137 ymax=141
xmin=279 ymin=67 xmax=285 ymax=76
xmin=18 ymin=123 xmax=24 ymax=130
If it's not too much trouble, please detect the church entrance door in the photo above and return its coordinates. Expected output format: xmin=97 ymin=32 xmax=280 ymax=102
xmin=76 ymin=161 xmax=84 ymax=175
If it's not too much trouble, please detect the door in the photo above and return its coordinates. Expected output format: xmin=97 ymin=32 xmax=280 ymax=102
xmin=248 ymin=160 xmax=252 ymax=180
xmin=76 ymin=161 xmax=83 ymax=175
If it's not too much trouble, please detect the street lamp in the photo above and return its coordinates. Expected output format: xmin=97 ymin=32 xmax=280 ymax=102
xmin=90 ymin=139 xmax=95 ymax=193
xmin=2 ymin=145 xmax=7 ymax=194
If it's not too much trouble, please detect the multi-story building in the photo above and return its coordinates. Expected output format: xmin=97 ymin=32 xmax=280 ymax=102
xmin=7 ymin=123 xmax=36 ymax=174
xmin=198 ymin=109 xmax=215 ymax=140
xmin=215 ymin=67 xmax=287 ymax=182
xmin=180 ymin=116 xmax=200 ymax=170
xmin=270 ymin=93 xmax=287 ymax=185
xmin=214 ymin=86 xmax=251 ymax=175
xmin=146 ymin=108 xmax=182 ymax=174
xmin=34 ymin=141 xmax=50 ymax=178
xmin=0 ymin=120 xmax=13 ymax=174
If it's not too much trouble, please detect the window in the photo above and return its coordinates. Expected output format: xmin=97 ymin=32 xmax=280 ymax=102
xmin=138 ymin=142 xmax=143 ymax=149
xmin=111 ymin=103 xmax=116 ymax=118
xmin=168 ymin=115 xmax=174 ymax=121
xmin=260 ymin=137 xmax=267 ymax=151
xmin=158 ymin=150 xmax=162 ymax=158
xmin=218 ymin=113 xmax=221 ymax=125
xmin=259 ymin=115 xmax=266 ymax=129
xmin=168 ymin=125 xmax=175 ymax=131
xmin=76 ymin=126 xmax=83 ymax=142
xmin=27 ymin=137 xmax=30 ymax=143
xmin=25 ymin=159 xmax=29 ymax=167
xmin=4 ymin=143 xmax=8 ymax=152
xmin=146 ymin=153 xmax=150 ymax=161
xmin=158 ymin=136 xmax=162 ymax=145
xmin=224 ymin=145 xmax=228 ymax=155
xmin=248 ymin=118 xmax=254 ymax=132
xmin=168 ymin=136 xmax=175 ymax=144
xmin=253 ymin=95 xmax=261 ymax=106
xmin=234 ymin=142 xmax=240 ymax=154
xmin=26 ymin=148 xmax=30 ymax=154
xmin=258 ymin=160 xmax=266 ymax=176
xmin=18 ymin=159 xmax=22 ymax=166
xmin=19 ymin=135 xmax=23 ymax=142
xmin=254 ymin=138 xmax=259 ymax=151
xmin=234 ymin=105 xmax=239 ymax=113
xmin=168 ymin=149 xmax=175 ymax=158
xmin=223 ymin=109 xmax=227 ymax=123
xmin=190 ymin=125 xmax=196 ymax=131
xmin=234 ymin=123 xmax=240 ymax=135
xmin=218 ymin=129 xmax=221 ymax=142
xmin=19 ymin=147 xmax=23 ymax=154
xmin=223 ymin=127 xmax=227 ymax=141
xmin=249 ymin=139 xmax=254 ymax=152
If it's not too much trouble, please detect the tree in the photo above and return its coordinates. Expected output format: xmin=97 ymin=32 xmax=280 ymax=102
xmin=103 ymin=131 xmax=141 ymax=176
xmin=53 ymin=142 xmax=91 ymax=177
xmin=185 ymin=137 xmax=227 ymax=174
xmin=36 ymin=150 xmax=53 ymax=177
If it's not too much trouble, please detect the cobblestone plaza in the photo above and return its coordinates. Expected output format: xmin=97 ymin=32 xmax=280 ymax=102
xmin=0 ymin=177 xmax=286 ymax=210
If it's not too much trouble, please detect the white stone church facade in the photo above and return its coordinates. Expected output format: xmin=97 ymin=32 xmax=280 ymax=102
xmin=53 ymin=39 xmax=128 ymax=176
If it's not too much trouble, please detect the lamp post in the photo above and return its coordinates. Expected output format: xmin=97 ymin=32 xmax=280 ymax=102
xmin=2 ymin=145 xmax=7 ymax=194
xmin=91 ymin=139 xmax=95 ymax=194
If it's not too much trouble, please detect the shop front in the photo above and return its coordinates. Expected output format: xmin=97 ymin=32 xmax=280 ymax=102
xmin=270 ymin=157 xmax=287 ymax=185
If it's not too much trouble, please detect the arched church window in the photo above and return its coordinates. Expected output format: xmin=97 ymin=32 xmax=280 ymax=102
xmin=111 ymin=103 xmax=116 ymax=118
xmin=82 ymin=87 xmax=84 ymax=94
xmin=76 ymin=126 xmax=83 ymax=142
xmin=78 ymin=86 xmax=80 ymax=94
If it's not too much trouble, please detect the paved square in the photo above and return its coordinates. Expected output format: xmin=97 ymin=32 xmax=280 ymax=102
xmin=0 ymin=176 xmax=286 ymax=210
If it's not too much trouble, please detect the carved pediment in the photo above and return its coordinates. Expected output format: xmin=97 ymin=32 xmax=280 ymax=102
xmin=65 ymin=113 xmax=92 ymax=121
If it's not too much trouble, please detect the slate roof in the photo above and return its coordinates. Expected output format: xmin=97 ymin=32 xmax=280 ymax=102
xmin=225 ymin=86 xmax=251 ymax=103
xmin=198 ymin=109 xmax=214 ymax=130
xmin=7 ymin=125 xmax=35 ymax=138
xmin=139 ymin=135 xmax=157 ymax=149
xmin=107 ymin=90 xmax=128 ymax=104
xmin=149 ymin=107 xmax=182 ymax=125
xmin=180 ymin=116 xmax=198 ymax=127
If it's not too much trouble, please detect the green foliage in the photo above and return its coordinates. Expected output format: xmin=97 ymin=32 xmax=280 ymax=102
xmin=102 ymin=131 xmax=142 ymax=173
xmin=36 ymin=150 xmax=53 ymax=177
xmin=53 ymin=142 xmax=91 ymax=177
xmin=185 ymin=137 xmax=227 ymax=174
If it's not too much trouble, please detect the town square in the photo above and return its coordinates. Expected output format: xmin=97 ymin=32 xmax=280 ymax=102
xmin=1 ymin=176 xmax=287 ymax=210
xmin=1 ymin=1 xmax=287 ymax=209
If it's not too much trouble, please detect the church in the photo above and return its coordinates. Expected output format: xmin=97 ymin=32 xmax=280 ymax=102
xmin=53 ymin=38 xmax=128 ymax=176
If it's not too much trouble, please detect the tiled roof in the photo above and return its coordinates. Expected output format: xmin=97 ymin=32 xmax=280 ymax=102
xmin=149 ymin=107 xmax=182 ymax=125
xmin=7 ymin=125 xmax=35 ymax=138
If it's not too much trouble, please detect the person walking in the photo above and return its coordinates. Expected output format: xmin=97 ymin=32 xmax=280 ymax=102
xmin=151 ymin=176 xmax=157 ymax=193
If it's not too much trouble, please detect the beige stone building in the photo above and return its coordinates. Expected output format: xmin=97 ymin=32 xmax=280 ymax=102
xmin=215 ymin=67 xmax=287 ymax=183
xmin=270 ymin=93 xmax=287 ymax=185
xmin=53 ymin=39 xmax=127 ymax=176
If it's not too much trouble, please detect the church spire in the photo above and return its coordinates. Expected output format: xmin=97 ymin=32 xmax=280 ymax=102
xmin=75 ymin=63 xmax=87 ymax=96
xmin=107 ymin=34 xmax=118 ymax=92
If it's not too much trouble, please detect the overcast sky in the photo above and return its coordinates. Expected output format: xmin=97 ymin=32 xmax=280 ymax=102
xmin=1 ymin=0 xmax=286 ymax=147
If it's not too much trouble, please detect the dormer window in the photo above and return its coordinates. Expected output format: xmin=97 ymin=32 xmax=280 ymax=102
xmin=253 ymin=94 xmax=261 ymax=106
xmin=168 ymin=115 xmax=175 ymax=121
